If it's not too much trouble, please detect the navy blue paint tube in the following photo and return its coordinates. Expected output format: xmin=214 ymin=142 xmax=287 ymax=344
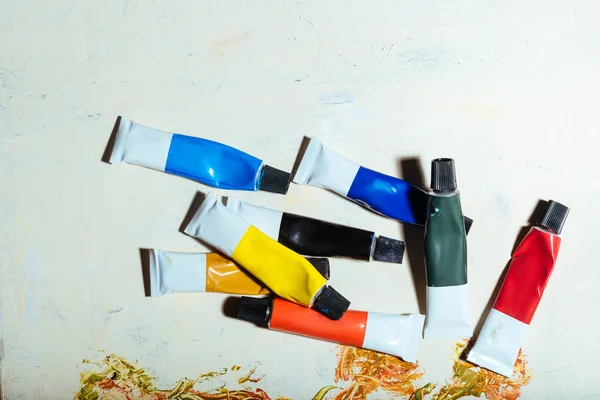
xmin=109 ymin=117 xmax=291 ymax=194
xmin=292 ymin=137 xmax=472 ymax=232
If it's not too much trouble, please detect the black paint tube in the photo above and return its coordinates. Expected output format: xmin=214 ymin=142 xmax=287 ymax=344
xmin=226 ymin=197 xmax=405 ymax=264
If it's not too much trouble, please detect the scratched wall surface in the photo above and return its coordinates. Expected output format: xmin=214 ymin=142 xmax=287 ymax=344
xmin=1 ymin=0 xmax=599 ymax=398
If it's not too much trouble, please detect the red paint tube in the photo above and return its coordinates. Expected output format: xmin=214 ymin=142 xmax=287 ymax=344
xmin=467 ymin=200 xmax=569 ymax=377
xmin=237 ymin=296 xmax=425 ymax=362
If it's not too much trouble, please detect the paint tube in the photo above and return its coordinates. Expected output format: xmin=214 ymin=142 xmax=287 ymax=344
xmin=423 ymin=159 xmax=472 ymax=339
xmin=467 ymin=200 xmax=569 ymax=377
xmin=109 ymin=117 xmax=290 ymax=194
xmin=226 ymin=197 xmax=405 ymax=263
xmin=148 ymin=249 xmax=330 ymax=297
xmin=292 ymin=137 xmax=473 ymax=232
xmin=183 ymin=193 xmax=350 ymax=320
xmin=237 ymin=296 xmax=425 ymax=363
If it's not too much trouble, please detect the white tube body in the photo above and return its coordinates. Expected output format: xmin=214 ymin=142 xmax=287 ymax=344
xmin=467 ymin=309 xmax=527 ymax=377
xmin=149 ymin=249 xmax=207 ymax=297
xmin=424 ymin=285 xmax=472 ymax=339
xmin=226 ymin=198 xmax=283 ymax=240
xmin=183 ymin=193 xmax=251 ymax=256
xmin=109 ymin=117 xmax=173 ymax=171
xmin=292 ymin=137 xmax=360 ymax=196
xmin=363 ymin=313 xmax=425 ymax=363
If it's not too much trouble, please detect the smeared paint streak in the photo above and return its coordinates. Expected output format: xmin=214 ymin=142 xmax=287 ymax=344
xmin=322 ymin=341 xmax=532 ymax=399
xmin=75 ymin=354 xmax=276 ymax=400
xmin=412 ymin=383 xmax=436 ymax=400
xmin=109 ymin=308 xmax=123 ymax=314
xmin=312 ymin=385 xmax=340 ymax=400
xmin=424 ymin=340 xmax=532 ymax=400
xmin=76 ymin=341 xmax=531 ymax=399
xmin=332 ymin=346 xmax=423 ymax=399
xmin=318 ymin=93 xmax=356 ymax=105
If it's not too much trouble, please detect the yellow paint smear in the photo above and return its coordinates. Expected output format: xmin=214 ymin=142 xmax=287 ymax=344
xmin=431 ymin=340 xmax=532 ymax=400
xmin=237 ymin=365 xmax=261 ymax=384
xmin=75 ymin=354 xmax=275 ymax=400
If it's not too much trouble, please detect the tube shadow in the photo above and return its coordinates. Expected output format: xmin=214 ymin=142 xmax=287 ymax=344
xmin=469 ymin=260 xmax=511 ymax=345
xmin=290 ymin=136 xmax=312 ymax=179
xmin=139 ymin=248 xmax=152 ymax=297
xmin=398 ymin=157 xmax=428 ymax=314
xmin=178 ymin=191 xmax=227 ymax=253
xmin=511 ymin=199 xmax=548 ymax=254
xmin=179 ymin=191 xmax=208 ymax=234
xmin=101 ymin=116 xmax=122 ymax=163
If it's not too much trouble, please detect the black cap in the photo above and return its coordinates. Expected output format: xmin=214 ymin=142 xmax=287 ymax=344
xmin=258 ymin=165 xmax=291 ymax=194
xmin=463 ymin=216 xmax=474 ymax=235
xmin=306 ymin=257 xmax=331 ymax=280
xmin=312 ymin=286 xmax=350 ymax=320
xmin=431 ymin=158 xmax=457 ymax=192
xmin=237 ymin=296 xmax=272 ymax=327
xmin=372 ymin=236 xmax=405 ymax=264
xmin=537 ymin=200 xmax=569 ymax=234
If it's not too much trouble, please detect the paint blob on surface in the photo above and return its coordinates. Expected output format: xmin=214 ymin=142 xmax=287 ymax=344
xmin=332 ymin=346 xmax=424 ymax=399
xmin=75 ymin=354 xmax=275 ymax=400
xmin=428 ymin=340 xmax=532 ymax=400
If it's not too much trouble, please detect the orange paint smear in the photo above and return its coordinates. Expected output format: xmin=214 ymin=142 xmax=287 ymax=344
xmin=78 ymin=341 xmax=533 ymax=400
xmin=333 ymin=345 xmax=424 ymax=400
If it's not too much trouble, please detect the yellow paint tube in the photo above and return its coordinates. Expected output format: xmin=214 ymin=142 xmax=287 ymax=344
xmin=148 ymin=249 xmax=330 ymax=297
xmin=232 ymin=225 xmax=325 ymax=304
xmin=184 ymin=193 xmax=351 ymax=320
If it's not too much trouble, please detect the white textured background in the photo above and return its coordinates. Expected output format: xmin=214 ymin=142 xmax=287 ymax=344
xmin=1 ymin=0 xmax=599 ymax=398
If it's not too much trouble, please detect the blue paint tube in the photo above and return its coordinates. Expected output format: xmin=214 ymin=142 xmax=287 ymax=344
xmin=293 ymin=137 xmax=472 ymax=232
xmin=109 ymin=117 xmax=291 ymax=194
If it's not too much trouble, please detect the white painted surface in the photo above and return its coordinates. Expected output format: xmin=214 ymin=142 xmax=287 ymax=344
xmin=149 ymin=249 xmax=207 ymax=297
xmin=184 ymin=193 xmax=249 ymax=256
xmin=363 ymin=313 xmax=425 ymax=363
xmin=226 ymin=197 xmax=283 ymax=240
xmin=467 ymin=309 xmax=528 ymax=378
xmin=293 ymin=137 xmax=360 ymax=196
xmin=1 ymin=0 xmax=599 ymax=398
xmin=424 ymin=284 xmax=472 ymax=339
xmin=109 ymin=117 xmax=173 ymax=172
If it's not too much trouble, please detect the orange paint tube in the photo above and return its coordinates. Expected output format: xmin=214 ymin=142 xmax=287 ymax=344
xmin=237 ymin=296 xmax=425 ymax=362
xmin=205 ymin=253 xmax=270 ymax=295
xmin=148 ymin=249 xmax=330 ymax=297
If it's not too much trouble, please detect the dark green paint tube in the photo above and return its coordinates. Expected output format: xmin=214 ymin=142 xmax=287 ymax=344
xmin=423 ymin=158 xmax=472 ymax=339
xmin=425 ymin=194 xmax=467 ymax=286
